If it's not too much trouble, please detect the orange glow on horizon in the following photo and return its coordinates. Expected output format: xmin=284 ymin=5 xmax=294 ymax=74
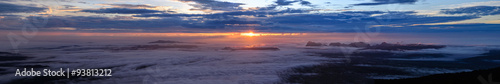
xmin=240 ymin=32 xmax=259 ymax=37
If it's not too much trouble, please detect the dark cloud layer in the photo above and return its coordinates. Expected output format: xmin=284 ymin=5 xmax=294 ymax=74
xmin=10 ymin=10 xmax=485 ymax=33
xmin=0 ymin=2 xmax=46 ymax=13
xmin=341 ymin=11 xmax=417 ymax=15
xmin=299 ymin=0 xmax=312 ymax=6
xmin=275 ymin=0 xmax=298 ymax=6
xmin=266 ymin=11 xmax=480 ymax=32
xmin=274 ymin=0 xmax=313 ymax=7
xmin=40 ymin=16 xmax=183 ymax=29
xmin=80 ymin=8 xmax=163 ymax=14
xmin=134 ymin=9 xmax=310 ymax=17
xmin=389 ymin=24 xmax=500 ymax=32
xmin=269 ymin=11 xmax=417 ymax=25
xmin=0 ymin=1 xmax=498 ymax=33
xmin=177 ymin=0 xmax=244 ymax=11
xmin=27 ymin=15 xmax=259 ymax=32
xmin=440 ymin=6 xmax=500 ymax=16
xmin=105 ymin=4 xmax=156 ymax=8
xmin=352 ymin=0 xmax=418 ymax=6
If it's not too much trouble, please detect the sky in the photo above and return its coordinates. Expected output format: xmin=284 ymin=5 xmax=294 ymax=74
xmin=0 ymin=0 xmax=500 ymax=33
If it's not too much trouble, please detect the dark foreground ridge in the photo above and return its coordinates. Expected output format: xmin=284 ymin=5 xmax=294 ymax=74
xmin=376 ymin=50 xmax=500 ymax=84
xmin=278 ymin=47 xmax=499 ymax=84
xmin=375 ymin=67 xmax=500 ymax=84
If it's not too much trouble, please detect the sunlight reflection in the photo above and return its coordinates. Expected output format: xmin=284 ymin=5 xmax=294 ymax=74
xmin=241 ymin=32 xmax=258 ymax=37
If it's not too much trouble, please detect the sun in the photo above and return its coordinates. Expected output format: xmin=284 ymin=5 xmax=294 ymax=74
xmin=241 ymin=32 xmax=259 ymax=37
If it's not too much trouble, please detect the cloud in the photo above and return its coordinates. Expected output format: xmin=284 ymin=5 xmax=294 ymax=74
xmin=0 ymin=2 xmax=46 ymax=13
xmin=265 ymin=11 xmax=480 ymax=32
xmin=134 ymin=14 xmax=206 ymax=17
xmin=439 ymin=1 xmax=500 ymax=9
xmin=0 ymin=15 xmax=23 ymax=29
xmin=134 ymin=9 xmax=311 ymax=17
xmin=274 ymin=0 xmax=313 ymax=7
xmin=352 ymin=0 xmax=418 ymax=6
xmin=299 ymin=0 xmax=312 ymax=6
xmin=396 ymin=23 xmax=500 ymax=32
xmin=271 ymin=11 xmax=476 ymax=25
xmin=34 ymin=16 xmax=183 ymax=31
xmin=176 ymin=0 xmax=244 ymax=11
xmin=104 ymin=4 xmax=156 ymax=8
xmin=0 ymin=6 xmax=492 ymax=33
xmin=9 ymin=15 xmax=261 ymax=32
xmin=440 ymin=6 xmax=500 ymax=16
xmin=341 ymin=11 xmax=417 ymax=15
xmin=275 ymin=0 xmax=298 ymax=6
xmin=180 ymin=19 xmax=261 ymax=29
xmin=80 ymin=8 xmax=163 ymax=14
xmin=62 ymin=5 xmax=75 ymax=8
xmin=268 ymin=11 xmax=406 ymax=25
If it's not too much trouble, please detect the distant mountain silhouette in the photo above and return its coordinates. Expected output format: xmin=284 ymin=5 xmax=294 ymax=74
xmin=149 ymin=40 xmax=183 ymax=43
xmin=306 ymin=41 xmax=445 ymax=50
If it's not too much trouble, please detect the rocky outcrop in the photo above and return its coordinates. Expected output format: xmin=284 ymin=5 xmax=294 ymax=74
xmin=307 ymin=41 xmax=446 ymax=50
xmin=366 ymin=42 xmax=445 ymax=50
xmin=222 ymin=47 xmax=280 ymax=51
xmin=306 ymin=41 xmax=324 ymax=46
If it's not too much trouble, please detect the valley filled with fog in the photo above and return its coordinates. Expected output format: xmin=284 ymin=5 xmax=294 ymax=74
xmin=0 ymin=33 xmax=499 ymax=84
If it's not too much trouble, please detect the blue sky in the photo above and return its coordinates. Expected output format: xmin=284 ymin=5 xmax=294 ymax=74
xmin=0 ymin=0 xmax=499 ymax=33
